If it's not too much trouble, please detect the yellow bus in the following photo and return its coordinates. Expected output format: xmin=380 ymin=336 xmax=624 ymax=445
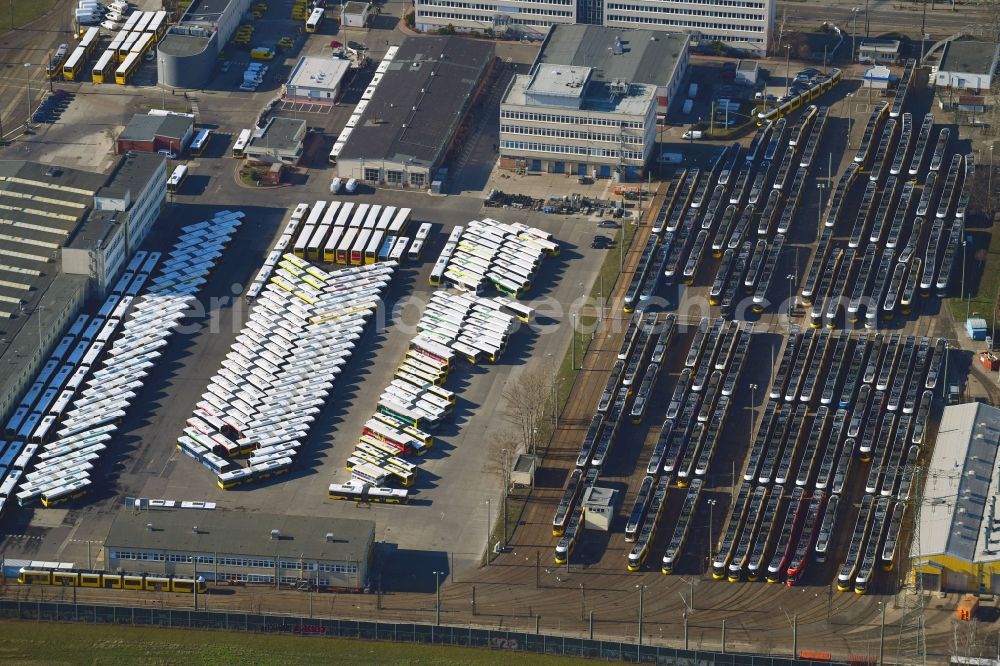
xmin=115 ymin=52 xmax=141 ymax=85
xmin=62 ymin=46 xmax=86 ymax=81
xmin=91 ymin=50 xmax=115 ymax=84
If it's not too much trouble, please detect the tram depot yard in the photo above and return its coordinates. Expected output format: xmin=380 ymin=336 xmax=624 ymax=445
xmin=1 ymin=2 xmax=998 ymax=655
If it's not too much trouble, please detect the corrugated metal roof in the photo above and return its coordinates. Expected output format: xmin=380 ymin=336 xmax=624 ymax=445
xmin=914 ymin=402 xmax=1000 ymax=564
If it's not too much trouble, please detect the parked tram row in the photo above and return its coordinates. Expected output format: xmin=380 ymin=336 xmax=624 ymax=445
xmin=628 ymin=103 xmax=828 ymax=318
xmin=329 ymin=290 xmax=533 ymax=504
xmin=711 ymin=329 xmax=943 ymax=590
xmin=4 ymin=212 xmax=242 ymax=510
xmin=802 ymin=76 xmax=969 ymax=330
xmin=551 ymin=312 xmax=756 ymax=570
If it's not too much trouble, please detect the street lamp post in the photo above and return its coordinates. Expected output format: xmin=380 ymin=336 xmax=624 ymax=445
xmin=485 ymin=498 xmax=491 ymax=565
xmin=433 ymin=570 xmax=443 ymax=626
xmin=23 ymin=63 xmax=32 ymax=129
xmin=851 ymin=8 xmax=860 ymax=62
xmin=501 ymin=448 xmax=509 ymax=546
xmin=636 ymin=584 xmax=646 ymax=645
xmin=962 ymin=240 xmax=969 ymax=321
xmin=989 ymin=143 xmax=995 ymax=208
xmin=784 ymin=45 xmax=791 ymax=98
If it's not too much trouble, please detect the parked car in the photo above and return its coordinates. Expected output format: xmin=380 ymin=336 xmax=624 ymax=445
xmin=157 ymin=149 xmax=177 ymax=159
xmin=597 ymin=220 xmax=621 ymax=229
xmin=682 ymin=130 xmax=703 ymax=140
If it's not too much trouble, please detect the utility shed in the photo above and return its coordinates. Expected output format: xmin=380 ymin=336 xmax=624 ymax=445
xmin=582 ymin=486 xmax=618 ymax=531
xmin=341 ymin=1 xmax=370 ymax=28
xmin=967 ymin=317 xmax=988 ymax=341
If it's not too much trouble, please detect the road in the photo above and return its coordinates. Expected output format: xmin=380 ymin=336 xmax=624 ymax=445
xmin=777 ymin=0 xmax=989 ymax=40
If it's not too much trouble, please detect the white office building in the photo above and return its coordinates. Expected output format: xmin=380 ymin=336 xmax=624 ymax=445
xmin=414 ymin=0 xmax=773 ymax=53
xmin=499 ymin=25 xmax=686 ymax=179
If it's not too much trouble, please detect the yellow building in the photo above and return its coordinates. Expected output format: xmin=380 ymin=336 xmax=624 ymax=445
xmin=912 ymin=402 xmax=1000 ymax=593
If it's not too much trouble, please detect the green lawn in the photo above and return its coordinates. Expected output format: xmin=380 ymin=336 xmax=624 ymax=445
xmin=4 ymin=0 xmax=59 ymax=31
xmin=0 ymin=619 xmax=588 ymax=665
xmin=949 ymin=226 xmax=1000 ymax=333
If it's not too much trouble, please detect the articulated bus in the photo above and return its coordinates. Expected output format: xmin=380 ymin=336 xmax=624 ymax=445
xmin=146 ymin=10 xmax=167 ymax=38
xmin=305 ymin=7 xmax=324 ymax=32
xmin=189 ymin=129 xmax=212 ymax=156
xmin=91 ymin=50 xmax=116 ymax=84
xmin=115 ymin=52 xmax=141 ymax=85
xmin=232 ymin=129 xmax=252 ymax=158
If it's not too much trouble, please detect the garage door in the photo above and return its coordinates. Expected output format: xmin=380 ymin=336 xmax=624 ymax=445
xmin=943 ymin=570 xmax=968 ymax=592
xmin=915 ymin=572 xmax=940 ymax=593
xmin=990 ymin=574 xmax=1000 ymax=594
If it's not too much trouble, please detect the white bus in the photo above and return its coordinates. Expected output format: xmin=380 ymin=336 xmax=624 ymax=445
xmin=232 ymin=129 xmax=252 ymax=158
xmin=167 ymin=164 xmax=188 ymax=193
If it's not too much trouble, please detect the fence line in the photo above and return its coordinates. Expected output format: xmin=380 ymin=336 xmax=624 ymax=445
xmin=0 ymin=598 xmax=847 ymax=665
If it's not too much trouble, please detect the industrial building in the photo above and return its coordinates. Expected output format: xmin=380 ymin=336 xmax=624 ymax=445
xmin=858 ymin=38 xmax=901 ymax=65
xmin=283 ymin=57 xmax=352 ymax=104
xmin=935 ymin=40 xmax=1000 ymax=92
xmin=912 ymin=402 xmax=1000 ymax=593
xmin=244 ymin=117 xmax=307 ymax=165
xmin=105 ymin=509 xmax=375 ymax=591
xmin=500 ymin=26 xmax=688 ymax=179
xmin=158 ymin=0 xmax=252 ymax=89
xmin=116 ymin=112 xmax=196 ymax=157
xmin=336 ymin=36 xmax=496 ymax=189
xmin=414 ymin=0 xmax=773 ymax=52
xmin=0 ymin=155 xmax=164 ymax=429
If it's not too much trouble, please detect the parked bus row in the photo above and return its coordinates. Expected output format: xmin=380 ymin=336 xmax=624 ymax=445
xmin=209 ymin=257 xmax=394 ymax=490
xmin=15 ymin=212 xmax=243 ymax=509
xmin=332 ymin=290 xmax=531 ymax=504
xmin=430 ymin=218 xmax=557 ymax=299
xmin=0 ymin=252 xmax=166 ymax=513
xmin=290 ymin=199 xmax=412 ymax=266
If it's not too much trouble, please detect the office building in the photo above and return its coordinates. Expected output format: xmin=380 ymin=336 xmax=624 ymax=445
xmin=105 ymin=509 xmax=375 ymax=591
xmin=116 ymin=111 xmax=195 ymax=156
xmin=499 ymin=25 xmax=687 ymax=179
xmin=414 ymin=0 xmax=773 ymax=52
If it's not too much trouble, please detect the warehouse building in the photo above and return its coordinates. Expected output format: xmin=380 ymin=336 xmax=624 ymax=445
xmin=283 ymin=57 xmax=352 ymax=104
xmin=336 ymin=36 xmax=496 ymax=189
xmin=0 ymin=155 xmax=164 ymax=426
xmin=414 ymin=0 xmax=772 ymax=52
xmin=935 ymin=40 xmax=1000 ymax=92
xmin=912 ymin=402 xmax=1000 ymax=593
xmin=117 ymin=112 xmax=195 ymax=157
xmin=158 ymin=0 xmax=252 ymax=89
xmin=105 ymin=509 xmax=375 ymax=591
xmin=500 ymin=26 xmax=687 ymax=179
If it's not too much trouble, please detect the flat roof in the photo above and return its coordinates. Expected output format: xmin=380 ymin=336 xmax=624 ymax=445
xmin=527 ymin=64 xmax=591 ymax=99
xmin=914 ymin=402 xmax=1000 ymax=564
xmin=159 ymin=31 xmax=213 ymax=57
xmin=105 ymin=508 xmax=375 ymax=563
xmin=504 ymin=74 xmax=655 ymax=117
xmin=343 ymin=1 xmax=369 ymax=12
xmin=66 ymin=210 xmax=120 ymax=251
xmin=183 ymin=0 xmax=234 ymax=22
xmin=286 ymin=56 xmax=351 ymax=92
xmin=339 ymin=36 xmax=494 ymax=169
xmin=536 ymin=25 xmax=687 ymax=87
xmin=249 ymin=117 xmax=306 ymax=153
xmin=98 ymin=151 xmax=164 ymax=201
xmin=940 ymin=40 xmax=999 ymax=75
xmin=859 ymin=38 xmax=901 ymax=52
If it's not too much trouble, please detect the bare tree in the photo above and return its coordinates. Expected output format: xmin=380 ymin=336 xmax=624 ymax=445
xmin=502 ymin=363 xmax=555 ymax=456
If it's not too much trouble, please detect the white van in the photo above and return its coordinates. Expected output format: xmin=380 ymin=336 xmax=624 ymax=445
xmin=109 ymin=0 xmax=129 ymax=12
xmin=330 ymin=177 xmax=343 ymax=193
xmin=345 ymin=178 xmax=358 ymax=193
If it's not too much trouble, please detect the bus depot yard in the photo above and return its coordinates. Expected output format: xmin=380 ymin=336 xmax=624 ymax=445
xmin=2 ymin=0 xmax=1000 ymax=660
